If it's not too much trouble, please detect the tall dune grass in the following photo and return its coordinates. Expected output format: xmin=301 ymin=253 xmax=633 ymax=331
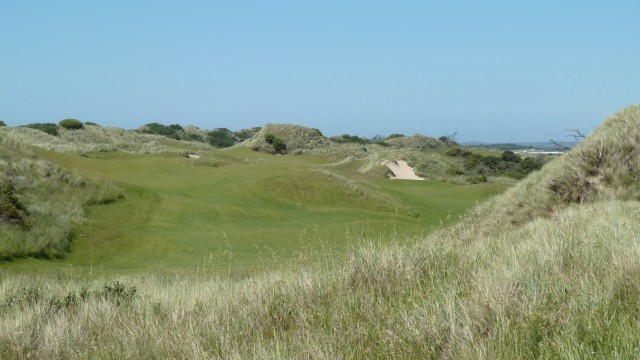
xmin=0 ymin=126 xmax=210 ymax=156
xmin=0 ymin=136 xmax=122 ymax=260
xmin=1 ymin=200 xmax=639 ymax=358
xmin=1 ymin=105 xmax=640 ymax=358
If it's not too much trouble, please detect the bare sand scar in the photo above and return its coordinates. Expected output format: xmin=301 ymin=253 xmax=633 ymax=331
xmin=383 ymin=159 xmax=424 ymax=180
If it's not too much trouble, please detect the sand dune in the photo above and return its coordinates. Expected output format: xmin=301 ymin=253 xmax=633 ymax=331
xmin=383 ymin=159 xmax=424 ymax=180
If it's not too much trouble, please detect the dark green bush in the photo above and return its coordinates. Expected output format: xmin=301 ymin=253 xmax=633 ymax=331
xmin=331 ymin=134 xmax=370 ymax=144
xmin=272 ymin=137 xmax=287 ymax=153
xmin=265 ymin=133 xmax=276 ymax=144
xmin=0 ymin=181 xmax=30 ymax=228
xmin=58 ymin=119 xmax=84 ymax=130
xmin=0 ymin=121 xmax=6 ymax=126
xmin=501 ymin=150 xmax=521 ymax=162
xmin=207 ymin=128 xmax=236 ymax=147
xmin=446 ymin=148 xmax=473 ymax=157
xmin=84 ymin=122 xmax=100 ymax=126
xmin=236 ymin=127 xmax=260 ymax=141
xmin=140 ymin=123 xmax=184 ymax=140
xmin=386 ymin=134 xmax=405 ymax=140
xmin=447 ymin=168 xmax=465 ymax=175
xmin=21 ymin=123 xmax=59 ymax=136
xmin=521 ymin=156 xmax=545 ymax=171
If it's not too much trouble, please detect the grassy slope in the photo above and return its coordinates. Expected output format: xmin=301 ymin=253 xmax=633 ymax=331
xmin=4 ymin=105 xmax=638 ymax=358
xmin=0 ymin=136 xmax=121 ymax=259
xmin=6 ymin=147 xmax=505 ymax=273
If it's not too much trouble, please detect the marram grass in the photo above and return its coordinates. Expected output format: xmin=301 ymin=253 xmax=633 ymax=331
xmin=1 ymin=201 xmax=639 ymax=358
xmin=1 ymin=104 xmax=640 ymax=358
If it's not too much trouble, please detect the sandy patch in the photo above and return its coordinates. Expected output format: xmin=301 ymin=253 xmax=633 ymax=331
xmin=188 ymin=154 xmax=201 ymax=159
xmin=383 ymin=159 xmax=424 ymax=180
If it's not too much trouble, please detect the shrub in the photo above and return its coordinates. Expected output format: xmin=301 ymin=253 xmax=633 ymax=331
xmin=207 ymin=128 xmax=236 ymax=147
xmin=0 ymin=181 xmax=30 ymax=228
xmin=58 ymin=119 xmax=84 ymax=130
xmin=521 ymin=156 xmax=545 ymax=171
xmin=84 ymin=122 xmax=100 ymax=126
xmin=447 ymin=167 xmax=465 ymax=175
xmin=446 ymin=148 xmax=472 ymax=157
xmin=21 ymin=123 xmax=59 ymax=136
xmin=0 ymin=121 xmax=6 ymax=126
xmin=265 ymin=133 xmax=276 ymax=144
xmin=236 ymin=127 xmax=260 ymax=141
xmin=331 ymin=134 xmax=370 ymax=144
xmin=272 ymin=137 xmax=287 ymax=153
xmin=140 ymin=123 xmax=184 ymax=140
xmin=501 ymin=150 xmax=521 ymax=162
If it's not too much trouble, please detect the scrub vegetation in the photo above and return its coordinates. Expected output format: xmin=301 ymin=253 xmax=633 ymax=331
xmin=1 ymin=105 xmax=639 ymax=358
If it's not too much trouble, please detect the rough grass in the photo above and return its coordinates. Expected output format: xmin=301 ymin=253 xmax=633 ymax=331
xmin=453 ymin=104 xmax=640 ymax=231
xmin=0 ymin=125 xmax=210 ymax=156
xmin=2 ymin=104 xmax=639 ymax=357
xmin=0 ymin=200 xmax=639 ymax=358
xmin=0 ymin=136 xmax=122 ymax=260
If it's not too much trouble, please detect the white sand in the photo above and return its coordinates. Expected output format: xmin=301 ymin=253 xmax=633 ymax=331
xmin=383 ymin=159 xmax=424 ymax=180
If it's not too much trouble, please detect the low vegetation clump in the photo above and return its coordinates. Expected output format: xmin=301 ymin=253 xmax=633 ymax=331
xmin=0 ymin=180 xmax=30 ymax=228
xmin=330 ymin=133 xmax=371 ymax=144
xmin=20 ymin=122 xmax=59 ymax=136
xmin=58 ymin=118 xmax=84 ymax=130
xmin=138 ymin=123 xmax=185 ymax=140
xmin=264 ymin=133 xmax=287 ymax=153
xmin=206 ymin=128 xmax=237 ymax=147
xmin=446 ymin=147 xmax=545 ymax=180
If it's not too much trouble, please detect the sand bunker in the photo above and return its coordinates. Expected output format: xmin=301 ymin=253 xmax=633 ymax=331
xmin=383 ymin=159 xmax=424 ymax=180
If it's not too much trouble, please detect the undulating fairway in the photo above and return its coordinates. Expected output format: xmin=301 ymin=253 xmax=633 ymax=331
xmin=7 ymin=147 xmax=507 ymax=273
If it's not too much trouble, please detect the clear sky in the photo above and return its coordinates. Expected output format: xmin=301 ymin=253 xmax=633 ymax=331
xmin=2 ymin=1 xmax=639 ymax=142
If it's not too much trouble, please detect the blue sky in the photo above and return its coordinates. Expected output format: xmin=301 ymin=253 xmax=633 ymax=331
xmin=2 ymin=1 xmax=639 ymax=142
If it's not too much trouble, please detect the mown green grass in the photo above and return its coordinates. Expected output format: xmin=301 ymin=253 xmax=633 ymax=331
xmin=6 ymin=147 xmax=507 ymax=273
xmin=1 ymin=105 xmax=639 ymax=358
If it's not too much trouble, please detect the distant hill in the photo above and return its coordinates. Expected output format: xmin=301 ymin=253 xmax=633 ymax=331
xmin=238 ymin=123 xmax=330 ymax=153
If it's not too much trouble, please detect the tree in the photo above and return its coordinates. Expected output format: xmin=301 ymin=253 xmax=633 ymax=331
xmin=549 ymin=128 xmax=586 ymax=150
xmin=0 ymin=121 xmax=6 ymax=126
